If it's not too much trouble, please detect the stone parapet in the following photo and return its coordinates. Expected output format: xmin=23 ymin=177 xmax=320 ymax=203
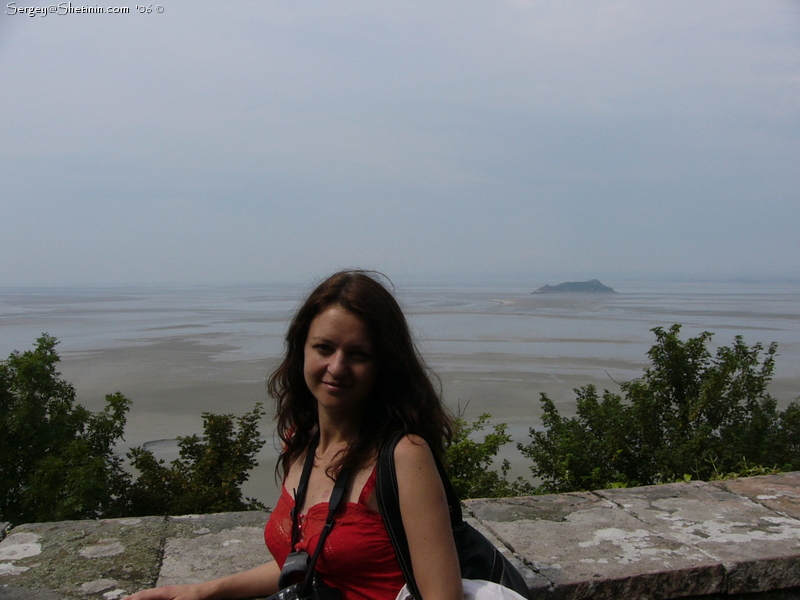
xmin=465 ymin=473 xmax=800 ymax=600
xmin=2 ymin=473 xmax=800 ymax=599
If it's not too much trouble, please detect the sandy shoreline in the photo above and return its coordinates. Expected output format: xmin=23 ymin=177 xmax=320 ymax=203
xmin=5 ymin=282 xmax=799 ymax=506
xmin=57 ymin=337 xmax=644 ymax=505
xmin=55 ymin=336 xmax=800 ymax=507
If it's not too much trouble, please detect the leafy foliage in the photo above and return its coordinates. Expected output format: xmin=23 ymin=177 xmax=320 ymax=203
xmin=446 ymin=413 xmax=533 ymax=499
xmin=127 ymin=404 xmax=267 ymax=515
xmin=1 ymin=336 xmax=267 ymax=525
xmin=519 ymin=325 xmax=800 ymax=493
xmin=6 ymin=326 xmax=797 ymax=523
xmin=0 ymin=335 xmax=131 ymax=524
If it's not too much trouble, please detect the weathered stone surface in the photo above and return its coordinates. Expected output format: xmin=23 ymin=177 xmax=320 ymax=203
xmin=0 ymin=585 xmax=64 ymax=600
xmin=0 ymin=517 xmax=166 ymax=599
xmin=714 ymin=472 xmax=800 ymax=521
xmin=472 ymin=492 xmax=724 ymax=600
xmin=466 ymin=492 xmax=601 ymax=524
xmin=463 ymin=515 xmax=552 ymax=598
xmin=598 ymin=481 xmax=800 ymax=595
xmin=682 ymin=587 xmax=800 ymax=600
xmin=5 ymin=473 xmax=800 ymax=599
xmin=466 ymin=491 xmax=723 ymax=600
xmin=0 ymin=524 xmax=9 ymax=543
xmin=155 ymin=511 xmax=271 ymax=588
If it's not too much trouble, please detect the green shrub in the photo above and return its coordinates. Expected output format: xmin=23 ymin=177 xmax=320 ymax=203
xmin=1 ymin=335 xmax=267 ymax=525
xmin=446 ymin=413 xmax=533 ymax=499
xmin=127 ymin=404 xmax=266 ymax=515
xmin=519 ymin=325 xmax=800 ymax=493
xmin=0 ymin=335 xmax=131 ymax=524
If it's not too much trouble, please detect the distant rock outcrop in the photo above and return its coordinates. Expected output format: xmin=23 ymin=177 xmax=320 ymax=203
xmin=532 ymin=279 xmax=616 ymax=294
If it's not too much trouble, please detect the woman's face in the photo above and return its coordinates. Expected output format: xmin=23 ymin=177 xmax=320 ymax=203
xmin=303 ymin=305 xmax=377 ymax=415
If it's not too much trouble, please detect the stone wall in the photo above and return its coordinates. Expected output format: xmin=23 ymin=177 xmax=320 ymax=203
xmin=2 ymin=473 xmax=800 ymax=600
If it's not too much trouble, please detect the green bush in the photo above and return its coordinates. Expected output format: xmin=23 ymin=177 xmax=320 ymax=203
xmin=519 ymin=325 xmax=800 ymax=493
xmin=6 ymin=326 xmax=797 ymax=521
xmin=0 ymin=335 xmax=131 ymax=524
xmin=0 ymin=335 xmax=267 ymax=525
xmin=446 ymin=413 xmax=533 ymax=499
xmin=127 ymin=404 xmax=266 ymax=516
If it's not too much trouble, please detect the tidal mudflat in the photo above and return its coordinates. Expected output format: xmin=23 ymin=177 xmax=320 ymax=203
xmin=2 ymin=280 xmax=798 ymax=505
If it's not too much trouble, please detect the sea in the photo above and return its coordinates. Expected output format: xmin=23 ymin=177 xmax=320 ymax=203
xmin=1 ymin=279 xmax=798 ymax=505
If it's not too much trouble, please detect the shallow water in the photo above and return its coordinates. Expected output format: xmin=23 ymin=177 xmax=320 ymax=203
xmin=2 ymin=279 xmax=798 ymax=505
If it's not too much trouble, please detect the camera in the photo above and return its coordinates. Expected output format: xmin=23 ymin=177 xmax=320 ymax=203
xmin=278 ymin=551 xmax=311 ymax=588
xmin=270 ymin=552 xmax=341 ymax=600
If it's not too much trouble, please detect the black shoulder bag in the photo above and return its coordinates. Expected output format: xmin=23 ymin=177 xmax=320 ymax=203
xmin=376 ymin=432 xmax=532 ymax=600
xmin=267 ymin=435 xmax=350 ymax=600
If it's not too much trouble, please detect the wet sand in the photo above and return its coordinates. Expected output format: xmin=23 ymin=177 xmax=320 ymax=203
xmin=56 ymin=335 xmax=800 ymax=507
xmin=54 ymin=337 xmax=643 ymax=505
xmin=5 ymin=282 xmax=799 ymax=507
xmin=55 ymin=339 xmax=283 ymax=505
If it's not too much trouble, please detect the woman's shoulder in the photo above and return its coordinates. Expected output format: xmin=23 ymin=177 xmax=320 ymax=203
xmin=392 ymin=434 xmax=437 ymax=473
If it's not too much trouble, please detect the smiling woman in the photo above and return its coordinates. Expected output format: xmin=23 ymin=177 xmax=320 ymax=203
xmin=268 ymin=271 xmax=454 ymax=486
xmin=124 ymin=270 xmax=463 ymax=600
xmin=303 ymin=305 xmax=377 ymax=418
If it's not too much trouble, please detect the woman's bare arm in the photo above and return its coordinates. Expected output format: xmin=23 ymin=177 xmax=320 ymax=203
xmin=123 ymin=560 xmax=281 ymax=600
xmin=395 ymin=435 xmax=463 ymax=600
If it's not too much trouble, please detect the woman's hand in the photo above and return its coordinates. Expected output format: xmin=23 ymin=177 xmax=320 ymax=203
xmin=395 ymin=435 xmax=463 ymax=600
xmin=124 ymin=584 xmax=206 ymax=600
xmin=123 ymin=561 xmax=281 ymax=600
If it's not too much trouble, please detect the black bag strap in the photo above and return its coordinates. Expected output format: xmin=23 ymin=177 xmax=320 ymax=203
xmin=377 ymin=431 xmax=461 ymax=600
xmin=377 ymin=433 xmax=533 ymax=600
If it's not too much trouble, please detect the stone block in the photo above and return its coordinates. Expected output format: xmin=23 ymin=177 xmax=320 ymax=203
xmin=0 ymin=516 xmax=166 ymax=600
xmin=466 ymin=492 xmax=722 ymax=600
xmin=463 ymin=515 xmax=552 ymax=598
xmin=714 ymin=472 xmax=800 ymax=521
xmin=156 ymin=511 xmax=271 ymax=587
xmin=0 ymin=585 xmax=64 ymax=600
xmin=598 ymin=480 xmax=800 ymax=595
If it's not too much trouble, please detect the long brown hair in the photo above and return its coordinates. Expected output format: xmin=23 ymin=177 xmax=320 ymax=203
xmin=268 ymin=270 xmax=453 ymax=479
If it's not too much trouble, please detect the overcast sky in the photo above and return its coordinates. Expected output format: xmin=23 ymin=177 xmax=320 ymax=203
xmin=1 ymin=1 xmax=798 ymax=286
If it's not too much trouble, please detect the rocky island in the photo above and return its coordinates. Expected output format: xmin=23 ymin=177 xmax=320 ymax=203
xmin=532 ymin=279 xmax=616 ymax=294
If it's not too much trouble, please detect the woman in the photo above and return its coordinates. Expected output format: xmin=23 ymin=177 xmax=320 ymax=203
xmin=125 ymin=271 xmax=463 ymax=600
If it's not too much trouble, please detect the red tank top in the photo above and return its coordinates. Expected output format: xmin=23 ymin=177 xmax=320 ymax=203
xmin=264 ymin=467 xmax=406 ymax=600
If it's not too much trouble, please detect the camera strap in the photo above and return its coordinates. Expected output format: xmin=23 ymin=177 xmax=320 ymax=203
xmin=289 ymin=433 xmax=352 ymax=593
xmin=290 ymin=433 xmax=320 ymax=549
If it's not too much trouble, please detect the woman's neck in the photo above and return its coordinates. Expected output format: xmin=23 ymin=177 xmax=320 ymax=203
xmin=315 ymin=409 xmax=362 ymax=455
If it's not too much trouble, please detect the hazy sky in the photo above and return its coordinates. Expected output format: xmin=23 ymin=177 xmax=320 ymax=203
xmin=1 ymin=1 xmax=798 ymax=285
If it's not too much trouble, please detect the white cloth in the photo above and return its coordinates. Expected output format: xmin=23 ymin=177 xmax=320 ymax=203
xmin=394 ymin=579 xmax=529 ymax=600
